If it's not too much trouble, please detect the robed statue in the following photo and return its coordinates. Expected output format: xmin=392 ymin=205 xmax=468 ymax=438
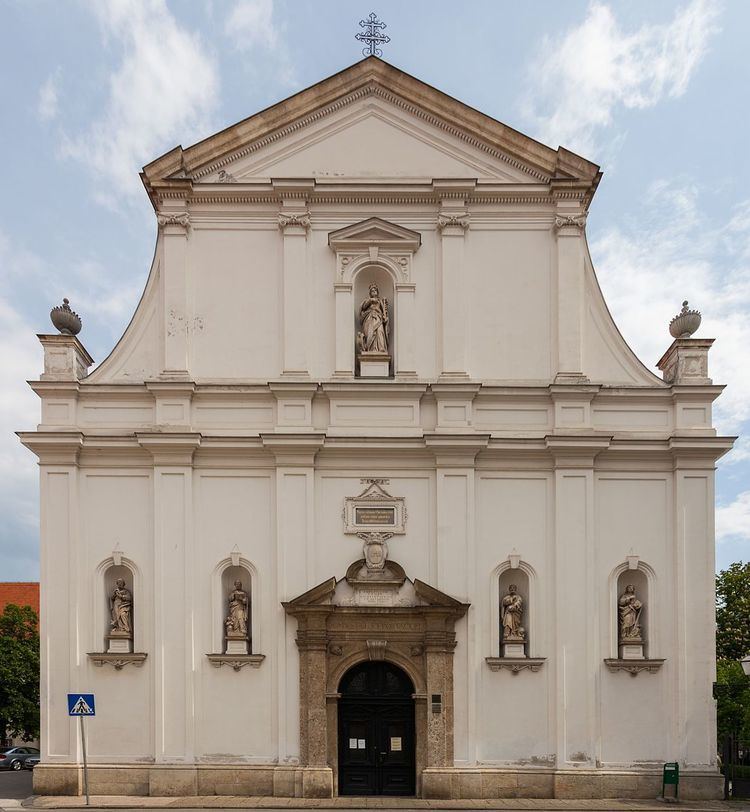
xmin=501 ymin=584 xmax=525 ymax=642
xmin=109 ymin=578 xmax=133 ymax=636
xmin=225 ymin=580 xmax=249 ymax=637
xmin=358 ymin=283 xmax=389 ymax=354
xmin=618 ymin=584 xmax=643 ymax=641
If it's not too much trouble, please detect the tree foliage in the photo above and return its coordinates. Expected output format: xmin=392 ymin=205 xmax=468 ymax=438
xmin=716 ymin=561 xmax=750 ymax=661
xmin=716 ymin=562 xmax=750 ymax=743
xmin=0 ymin=603 xmax=40 ymax=741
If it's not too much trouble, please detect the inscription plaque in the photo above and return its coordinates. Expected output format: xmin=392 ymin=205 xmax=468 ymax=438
xmin=355 ymin=507 xmax=396 ymax=525
xmin=344 ymin=480 xmax=406 ymax=535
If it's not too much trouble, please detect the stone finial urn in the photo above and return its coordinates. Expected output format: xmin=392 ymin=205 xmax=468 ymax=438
xmin=669 ymin=301 xmax=701 ymax=339
xmin=50 ymin=298 xmax=82 ymax=336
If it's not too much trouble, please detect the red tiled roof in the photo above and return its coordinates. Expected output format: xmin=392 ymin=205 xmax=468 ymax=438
xmin=0 ymin=582 xmax=40 ymax=618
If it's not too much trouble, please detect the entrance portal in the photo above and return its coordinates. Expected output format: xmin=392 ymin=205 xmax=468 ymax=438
xmin=337 ymin=661 xmax=416 ymax=796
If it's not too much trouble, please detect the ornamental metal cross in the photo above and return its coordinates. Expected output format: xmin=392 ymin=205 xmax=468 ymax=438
xmin=355 ymin=12 xmax=390 ymax=57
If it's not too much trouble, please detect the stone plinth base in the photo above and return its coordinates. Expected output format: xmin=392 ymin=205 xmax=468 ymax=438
xmin=33 ymin=763 xmax=722 ymax=800
xmin=421 ymin=768 xmax=723 ymax=801
xmin=33 ymin=764 xmax=333 ymax=799
xmin=358 ymin=352 xmax=390 ymax=378
xmin=106 ymin=633 xmax=132 ymax=654
xmin=224 ymin=635 xmax=248 ymax=655
xmin=619 ymin=641 xmax=644 ymax=659
xmin=502 ymin=641 xmax=525 ymax=658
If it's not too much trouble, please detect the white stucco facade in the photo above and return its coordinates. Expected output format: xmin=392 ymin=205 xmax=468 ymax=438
xmin=21 ymin=58 xmax=733 ymax=800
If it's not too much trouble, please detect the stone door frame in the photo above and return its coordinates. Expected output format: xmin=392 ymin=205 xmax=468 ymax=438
xmin=283 ymin=576 xmax=469 ymax=797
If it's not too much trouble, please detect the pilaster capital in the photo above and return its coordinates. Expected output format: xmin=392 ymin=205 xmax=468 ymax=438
xmin=437 ymin=213 xmax=470 ymax=233
xmin=424 ymin=433 xmax=489 ymax=467
xmin=545 ymin=435 xmax=611 ymax=468
xmin=261 ymin=432 xmax=325 ymax=466
xmin=18 ymin=431 xmax=83 ymax=465
xmin=136 ymin=432 xmax=201 ymax=466
xmin=278 ymin=211 xmax=311 ymax=231
xmin=554 ymin=213 xmax=587 ymax=234
xmin=156 ymin=211 xmax=191 ymax=231
xmin=669 ymin=435 xmax=735 ymax=468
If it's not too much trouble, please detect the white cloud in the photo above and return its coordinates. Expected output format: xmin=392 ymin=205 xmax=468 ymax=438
xmin=37 ymin=67 xmax=61 ymax=121
xmin=225 ymin=0 xmax=278 ymax=49
xmin=590 ymin=179 xmax=750 ymax=435
xmin=223 ymin=0 xmax=295 ymax=87
xmin=716 ymin=491 xmax=750 ymax=562
xmin=522 ymin=0 xmax=721 ymax=157
xmin=63 ymin=0 xmax=219 ymax=200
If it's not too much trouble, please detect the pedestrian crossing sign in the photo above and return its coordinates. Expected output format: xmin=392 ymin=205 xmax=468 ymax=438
xmin=68 ymin=693 xmax=96 ymax=716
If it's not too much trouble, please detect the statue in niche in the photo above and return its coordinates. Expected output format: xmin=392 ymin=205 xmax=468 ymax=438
xmin=109 ymin=578 xmax=133 ymax=636
xmin=618 ymin=584 xmax=643 ymax=642
xmin=358 ymin=283 xmax=389 ymax=354
xmin=225 ymin=580 xmax=249 ymax=637
xmin=501 ymin=584 xmax=525 ymax=642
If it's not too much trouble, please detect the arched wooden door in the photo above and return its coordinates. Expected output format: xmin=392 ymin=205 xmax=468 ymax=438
xmin=337 ymin=661 xmax=416 ymax=796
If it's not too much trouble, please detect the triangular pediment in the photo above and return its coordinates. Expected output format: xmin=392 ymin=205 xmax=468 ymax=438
xmin=329 ymin=218 xmax=421 ymax=252
xmin=141 ymin=57 xmax=600 ymax=197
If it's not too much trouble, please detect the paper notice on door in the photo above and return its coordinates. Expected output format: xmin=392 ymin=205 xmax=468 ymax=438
xmin=349 ymin=738 xmax=357 ymax=749
xmin=358 ymin=739 xmax=366 ymax=749
xmin=390 ymin=737 xmax=402 ymax=751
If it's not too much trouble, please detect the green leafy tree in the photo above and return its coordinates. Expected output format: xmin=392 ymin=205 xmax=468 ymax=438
xmin=716 ymin=562 xmax=750 ymax=743
xmin=0 ymin=604 xmax=40 ymax=741
xmin=716 ymin=561 xmax=750 ymax=661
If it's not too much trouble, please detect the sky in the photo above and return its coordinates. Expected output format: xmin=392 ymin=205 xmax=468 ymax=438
xmin=1 ymin=0 xmax=748 ymax=580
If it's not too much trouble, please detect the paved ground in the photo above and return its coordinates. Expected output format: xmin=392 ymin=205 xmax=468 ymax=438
xmin=0 ymin=768 xmax=33 ymax=808
xmin=18 ymin=797 xmax=750 ymax=812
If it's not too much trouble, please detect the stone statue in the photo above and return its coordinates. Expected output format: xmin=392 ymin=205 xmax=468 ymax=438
xmin=501 ymin=584 xmax=525 ymax=642
xmin=358 ymin=283 xmax=389 ymax=354
xmin=618 ymin=584 xmax=643 ymax=641
xmin=225 ymin=580 xmax=249 ymax=637
xmin=109 ymin=578 xmax=132 ymax=636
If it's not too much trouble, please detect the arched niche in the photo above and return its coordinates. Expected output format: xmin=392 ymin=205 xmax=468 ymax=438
xmin=211 ymin=557 xmax=259 ymax=655
xmin=610 ymin=559 xmax=656 ymax=659
xmin=353 ymin=264 xmax=395 ymax=378
xmin=489 ymin=558 xmax=539 ymax=659
xmin=329 ymin=218 xmax=420 ymax=378
xmin=93 ymin=557 xmax=140 ymax=653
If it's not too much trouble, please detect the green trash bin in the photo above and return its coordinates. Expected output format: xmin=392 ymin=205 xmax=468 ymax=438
xmin=662 ymin=762 xmax=679 ymax=799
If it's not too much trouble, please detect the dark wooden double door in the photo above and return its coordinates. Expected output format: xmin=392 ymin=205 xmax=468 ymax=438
xmin=337 ymin=661 xmax=416 ymax=796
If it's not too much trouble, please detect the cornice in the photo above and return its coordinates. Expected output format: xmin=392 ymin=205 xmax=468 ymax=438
xmin=545 ymin=435 xmax=612 ymax=468
xmin=188 ymin=83 xmax=555 ymax=185
xmin=17 ymin=431 xmax=84 ymax=465
xmin=136 ymin=432 xmax=202 ymax=466
xmin=261 ymin=433 xmax=325 ymax=466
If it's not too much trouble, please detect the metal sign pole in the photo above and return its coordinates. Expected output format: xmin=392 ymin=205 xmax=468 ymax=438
xmin=79 ymin=715 xmax=90 ymax=806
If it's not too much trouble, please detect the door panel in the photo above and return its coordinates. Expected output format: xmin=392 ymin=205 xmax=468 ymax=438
xmin=338 ymin=662 xmax=416 ymax=796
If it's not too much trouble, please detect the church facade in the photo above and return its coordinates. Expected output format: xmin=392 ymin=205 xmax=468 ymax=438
xmin=21 ymin=58 xmax=732 ymax=800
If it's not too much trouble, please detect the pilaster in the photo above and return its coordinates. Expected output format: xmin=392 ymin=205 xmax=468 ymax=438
xmin=546 ymin=436 xmax=610 ymax=769
xmin=275 ymin=179 xmax=314 ymax=378
xmin=38 ymin=334 xmax=94 ymax=382
xmin=19 ymin=433 xmax=83 ymax=764
xmin=435 ymin=181 xmax=474 ymax=380
xmin=553 ymin=204 xmax=588 ymax=384
xmin=671 ymin=445 xmax=722 ymax=768
xmin=137 ymin=433 xmax=201 ymax=763
xmin=157 ymin=205 xmax=191 ymax=379
xmin=262 ymin=433 xmax=324 ymax=764
xmin=146 ymin=381 xmax=195 ymax=430
xmin=657 ymin=338 xmax=714 ymax=385
xmin=425 ymin=433 xmax=487 ymax=766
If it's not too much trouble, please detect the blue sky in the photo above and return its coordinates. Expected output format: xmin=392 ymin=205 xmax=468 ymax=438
xmin=1 ymin=0 xmax=748 ymax=580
